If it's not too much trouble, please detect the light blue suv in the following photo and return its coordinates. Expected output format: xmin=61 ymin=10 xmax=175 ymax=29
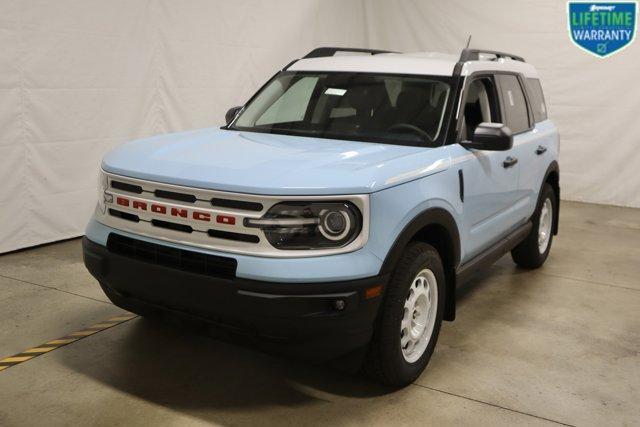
xmin=83 ymin=47 xmax=560 ymax=386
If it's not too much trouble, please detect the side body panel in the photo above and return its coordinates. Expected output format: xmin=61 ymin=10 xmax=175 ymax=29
xmin=511 ymin=119 xmax=560 ymax=217
xmin=448 ymin=143 xmax=522 ymax=261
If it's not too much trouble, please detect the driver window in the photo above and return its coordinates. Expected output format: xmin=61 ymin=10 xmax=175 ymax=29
xmin=460 ymin=78 xmax=499 ymax=140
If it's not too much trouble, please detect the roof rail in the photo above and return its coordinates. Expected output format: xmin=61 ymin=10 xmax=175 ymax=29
xmin=459 ymin=48 xmax=525 ymax=62
xmin=303 ymin=47 xmax=396 ymax=59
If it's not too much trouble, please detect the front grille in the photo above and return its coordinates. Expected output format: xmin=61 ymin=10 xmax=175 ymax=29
xmin=101 ymin=171 xmax=369 ymax=257
xmin=107 ymin=233 xmax=237 ymax=279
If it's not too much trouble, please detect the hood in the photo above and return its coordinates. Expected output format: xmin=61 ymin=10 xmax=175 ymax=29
xmin=102 ymin=128 xmax=450 ymax=195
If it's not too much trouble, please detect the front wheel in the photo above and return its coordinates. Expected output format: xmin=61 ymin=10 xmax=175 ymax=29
xmin=364 ymin=242 xmax=445 ymax=386
xmin=511 ymin=183 xmax=556 ymax=268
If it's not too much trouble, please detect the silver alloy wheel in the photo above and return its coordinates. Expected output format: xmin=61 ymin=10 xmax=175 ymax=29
xmin=538 ymin=198 xmax=553 ymax=254
xmin=400 ymin=268 xmax=438 ymax=363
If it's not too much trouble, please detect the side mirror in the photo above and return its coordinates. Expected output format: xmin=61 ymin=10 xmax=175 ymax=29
xmin=225 ymin=106 xmax=243 ymax=125
xmin=461 ymin=122 xmax=513 ymax=151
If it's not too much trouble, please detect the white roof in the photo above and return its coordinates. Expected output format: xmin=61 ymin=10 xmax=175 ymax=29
xmin=288 ymin=51 xmax=540 ymax=79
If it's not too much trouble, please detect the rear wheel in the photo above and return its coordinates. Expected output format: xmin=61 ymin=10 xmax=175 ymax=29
xmin=364 ymin=242 xmax=444 ymax=386
xmin=511 ymin=183 xmax=556 ymax=268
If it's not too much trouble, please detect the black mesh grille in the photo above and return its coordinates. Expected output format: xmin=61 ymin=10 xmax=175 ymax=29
xmin=211 ymin=198 xmax=263 ymax=212
xmin=109 ymin=209 xmax=140 ymax=222
xmin=151 ymin=219 xmax=193 ymax=233
xmin=107 ymin=234 xmax=237 ymax=279
xmin=154 ymin=189 xmax=197 ymax=203
xmin=111 ymin=180 xmax=143 ymax=194
xmin=208 ymin=229 xmax=260 ymax=243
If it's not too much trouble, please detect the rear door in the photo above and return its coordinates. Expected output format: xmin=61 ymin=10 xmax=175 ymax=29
xmin=515 ymin=77 xmax=554 ymax=218
xmin=495 ymin=74 xmax=541 ymax=222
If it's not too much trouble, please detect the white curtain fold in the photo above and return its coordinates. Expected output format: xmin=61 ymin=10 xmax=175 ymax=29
xmin=0 ymin=0 xmax=367 ymax=253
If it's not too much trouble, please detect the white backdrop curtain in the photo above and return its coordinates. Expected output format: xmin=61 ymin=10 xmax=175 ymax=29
xmin=1 ymin=0 xmax=638 ymax=254
xmin=363 ymin=0 xmax=640 ymax=210
xmin=0 ymin=0 xmax=367 ymax=253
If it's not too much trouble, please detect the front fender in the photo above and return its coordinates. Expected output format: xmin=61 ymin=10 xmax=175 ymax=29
xmin=367 ymin=169 xmax=463 ymax=272
xmin=366 ymin=170 xmax=463 ymax=321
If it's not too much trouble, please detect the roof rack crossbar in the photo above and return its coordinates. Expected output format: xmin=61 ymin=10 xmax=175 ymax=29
xmin=459 ymin=48 xmax=525 ymax=62
xmin=303 ymin=47 xmax=396 ymax=59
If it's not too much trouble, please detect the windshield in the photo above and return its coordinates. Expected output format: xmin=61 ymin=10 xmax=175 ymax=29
xmin=230 ymin=72 xmax=452 ymax=146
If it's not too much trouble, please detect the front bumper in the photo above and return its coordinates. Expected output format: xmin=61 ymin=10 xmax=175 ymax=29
xmin=83 ymin=235 xmax=388 ymax=361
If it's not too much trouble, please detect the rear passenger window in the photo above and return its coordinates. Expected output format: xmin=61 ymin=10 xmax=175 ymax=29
xmin=496 ymin=75 xmax=530 ymax=134
xmin=526 ymin=78 xmax=548 ymax=122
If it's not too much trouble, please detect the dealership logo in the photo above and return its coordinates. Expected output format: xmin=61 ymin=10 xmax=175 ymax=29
xmin=568 ymin=2 xmax=637 ymax=57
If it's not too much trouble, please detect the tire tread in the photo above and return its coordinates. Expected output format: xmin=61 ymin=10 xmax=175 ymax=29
xmin=364 ymin=241 xmax=444 ymax=386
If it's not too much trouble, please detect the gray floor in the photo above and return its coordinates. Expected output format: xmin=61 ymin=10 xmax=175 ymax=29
xmin=0 ymin=201 xmax=638 ymax=426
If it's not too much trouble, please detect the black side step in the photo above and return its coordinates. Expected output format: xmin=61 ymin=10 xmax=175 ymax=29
xmin=455 ymin=221 xmax=532 ymax=285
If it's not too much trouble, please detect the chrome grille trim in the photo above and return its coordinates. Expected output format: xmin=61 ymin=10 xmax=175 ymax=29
xmin=97 ymin=171 xmax=370 ymax=258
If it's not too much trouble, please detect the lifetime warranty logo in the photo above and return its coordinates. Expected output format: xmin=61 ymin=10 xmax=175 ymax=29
xmin=568 ymin=2 xmax=637 ymax=57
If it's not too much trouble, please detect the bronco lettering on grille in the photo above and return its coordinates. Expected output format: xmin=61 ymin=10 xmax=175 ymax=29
xmin=112 ymin=195 xmax=233 ymax=225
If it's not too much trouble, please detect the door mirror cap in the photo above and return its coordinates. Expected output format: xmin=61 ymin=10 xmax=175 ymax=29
xmin=225 ymin=106 xmax=243 ymax=125
xmin=461 ymin=122 xmax=513 ymax=151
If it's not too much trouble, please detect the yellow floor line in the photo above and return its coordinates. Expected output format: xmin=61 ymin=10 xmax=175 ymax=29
xmin=0 ymin=312 xmax=138 ymax=373
xmin=46 ymin=338 xmax=78 ymax=345
xmin=23 ymin=347 xmax=57 ymax=354
xmin=1 ymin=356 xmax=34 ymax=363
xmin=69 ymin=330 xmax=100 ymax=337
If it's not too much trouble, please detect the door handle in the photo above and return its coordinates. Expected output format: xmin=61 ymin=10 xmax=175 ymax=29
xmin=503 ymin=156 xmax=518 ymax=168
xmin=535 ymin=145 xmax=547 ymax=155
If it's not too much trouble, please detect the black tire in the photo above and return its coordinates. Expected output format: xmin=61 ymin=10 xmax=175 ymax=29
xmin=364 ymin=242 xmax=445 ymax=387
xmin=511 ymin=183 xmax=556 ymax=269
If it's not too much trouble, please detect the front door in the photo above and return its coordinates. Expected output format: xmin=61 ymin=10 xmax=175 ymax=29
xmin=453 ymin=75 xmax=523 ymax=261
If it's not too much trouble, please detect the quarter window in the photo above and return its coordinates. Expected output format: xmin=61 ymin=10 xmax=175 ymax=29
xmin=526 ymin=78 xmax=548 ymax=122
xmin=496 ymin=75 xmax=530 ymax=134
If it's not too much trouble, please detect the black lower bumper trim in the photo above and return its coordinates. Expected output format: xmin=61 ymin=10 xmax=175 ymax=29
xmin=83 ymin=236 xmax=387 ymax=361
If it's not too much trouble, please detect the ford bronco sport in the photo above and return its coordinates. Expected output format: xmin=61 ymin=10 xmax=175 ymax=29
xmin=83 ymin=47 xmax=560 ymax=386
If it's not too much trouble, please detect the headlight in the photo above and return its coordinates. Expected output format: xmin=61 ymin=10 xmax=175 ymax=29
xmin=97 ymin=170 xmax=110 ymax=213
xmin=245 ymin=201 xmax=362 ymax=250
